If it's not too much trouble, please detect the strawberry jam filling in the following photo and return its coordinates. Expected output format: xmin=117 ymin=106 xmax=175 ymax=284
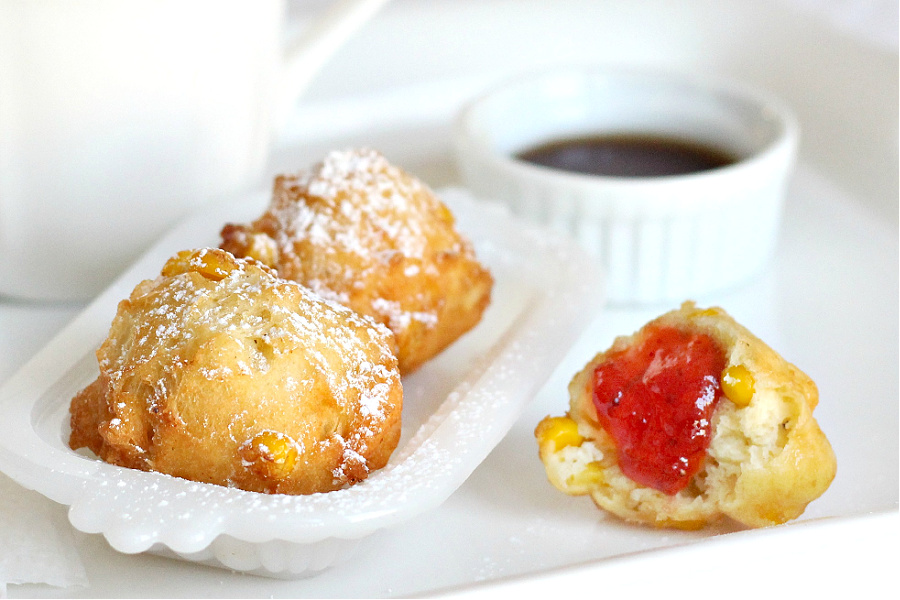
xmin=591 ymin=324 xmax=726 ymax=495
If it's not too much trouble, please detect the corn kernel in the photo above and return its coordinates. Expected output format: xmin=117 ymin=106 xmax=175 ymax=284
xmin=437 ymin=202 xmax=455 ymax=225
xmin=243 ymin=234 xmax=278 ymax=267
xmin=161 ymin=249 xmax=237 ymax=281
xmin=566 ymin=461 xmax=605 ymax=489
xmin=160 ymin=250 xmax=194 ymax=277
xmin=239 ymin=430 xmax=299 ymax=480
xmin=721 ymin=364 xmax=755 ymax=407
xmin=692 ymin=307 xmax=723 ymax=318
xmin=535 ymin=416 xmax=584 ymax=452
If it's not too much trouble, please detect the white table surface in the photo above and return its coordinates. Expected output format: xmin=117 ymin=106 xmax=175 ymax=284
xmin=1 ymin=0 xmax=897 ymax=597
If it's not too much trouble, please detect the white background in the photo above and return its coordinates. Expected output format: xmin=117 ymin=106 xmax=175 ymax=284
xmin=1 ymin=0 xmax=897 ymax=597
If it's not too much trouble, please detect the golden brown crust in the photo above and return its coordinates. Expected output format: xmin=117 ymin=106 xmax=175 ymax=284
xmin=536 ymin=301 xmax=836 ymax=528
xmin=220 ymin=149 xmax=493 ymax=374
xmin=69 ymin=248 xmax=403 ymax=495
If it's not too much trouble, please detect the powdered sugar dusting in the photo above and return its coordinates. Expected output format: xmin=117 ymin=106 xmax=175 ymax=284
xmin=273 ymin=149 xmax=431 ymax=259
xmin=257 ymin=149 xmax=465 ymax=335
xmin=97 ymin=248 xmax=399 ymax=478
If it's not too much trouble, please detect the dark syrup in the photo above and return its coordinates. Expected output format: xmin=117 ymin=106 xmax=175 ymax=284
xmin=516 ymin=134 xmax=737 ymax=178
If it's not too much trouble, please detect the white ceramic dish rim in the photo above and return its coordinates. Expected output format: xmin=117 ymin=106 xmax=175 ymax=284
xmin=0 ymin=187 xmax=602 ymax=557
xmin=454 ymin=66 xmax=799 ymax=200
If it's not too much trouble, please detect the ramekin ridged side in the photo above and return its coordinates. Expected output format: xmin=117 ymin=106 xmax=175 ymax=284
xmin=454 ymin=68 xmax=798 ymax=305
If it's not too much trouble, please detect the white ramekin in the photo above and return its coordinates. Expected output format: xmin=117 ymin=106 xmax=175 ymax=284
xmin=454 ymin=67 xmax=798 ymax=305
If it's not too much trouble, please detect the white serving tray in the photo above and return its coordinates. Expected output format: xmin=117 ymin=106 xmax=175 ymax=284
xmin=0 ymin=188 xmax=600 ymax=578
xmin=1 ymin=1 xmax=896 ymax=595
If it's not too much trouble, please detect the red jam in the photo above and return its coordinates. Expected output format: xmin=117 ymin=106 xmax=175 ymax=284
xmin=591 ymin=325 xmax=726 ymax=495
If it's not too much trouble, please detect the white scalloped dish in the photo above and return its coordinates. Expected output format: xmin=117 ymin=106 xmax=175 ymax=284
xmin=0 ymin=188 xmax=600 ymax=578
